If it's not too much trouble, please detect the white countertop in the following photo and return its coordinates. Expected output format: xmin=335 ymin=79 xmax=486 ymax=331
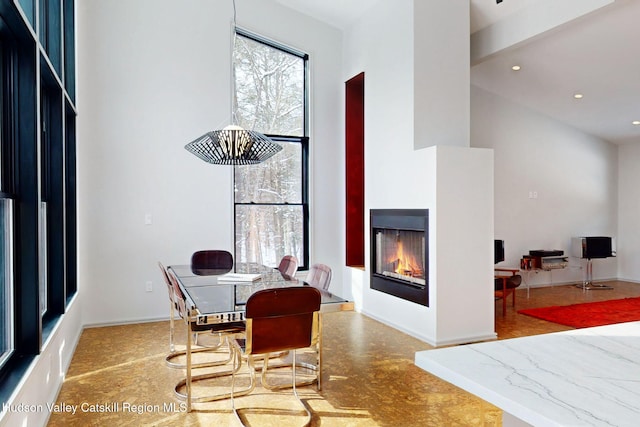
xmin=415 ymin=321 xmax=640 ymax=427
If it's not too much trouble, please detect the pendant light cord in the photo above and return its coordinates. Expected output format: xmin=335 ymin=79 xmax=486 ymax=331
xmin=232 ymin=0 xmax=237 ymax=27
xmin=231 ymin=0 xmax=239 ymax=127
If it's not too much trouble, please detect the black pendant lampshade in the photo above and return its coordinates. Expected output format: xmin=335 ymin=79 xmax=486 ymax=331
xmin=185 ymin=125 xmax=282 ymax=165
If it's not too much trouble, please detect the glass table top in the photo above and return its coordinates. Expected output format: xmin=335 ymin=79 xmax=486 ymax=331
xmin=167 ymin=263 xmax=349 ymax=317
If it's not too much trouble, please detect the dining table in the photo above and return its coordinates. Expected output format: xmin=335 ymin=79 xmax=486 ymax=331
xmin=166 ymin=262 xmax=353 ymax=410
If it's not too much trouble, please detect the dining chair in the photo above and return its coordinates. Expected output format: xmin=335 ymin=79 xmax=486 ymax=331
xmin=306 ymin=263 xmax=332 ymax=290
xmin=230 ymin=286 xmax=321 ymax=426
xmin=191 ymin=249 xmax=234 ymax=275
xmin=159 ymin=262 xmax=235 ymax=369
xmin=277 ymin=255 xmax=299 ymax=279
xmin=158 ymin=262 xmax=180 ymax=357
xmin=189 ymin=249 xmax=235 ymax=349
xmin=167 ymin=269 xmax=246 ymax=408
xmin=265 ymin=256 xmax=323 ymax=392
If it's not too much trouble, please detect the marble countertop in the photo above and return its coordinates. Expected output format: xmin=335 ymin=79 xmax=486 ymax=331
xmin=415 ymin=321 xmax=640 ymax=427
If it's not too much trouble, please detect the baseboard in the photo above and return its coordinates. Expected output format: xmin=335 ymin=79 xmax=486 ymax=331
xmin=523 ymin=277 xmax=621 ymax=289
xmin=83 ymin=315 xmax=170 ymax=329
xmin=610 ymin=277 xmax=640 ymax=284
xmin=431 ymin=333 xmax=498 ymax=347
xmin=360 ymin=309 xmax=497 ymax=347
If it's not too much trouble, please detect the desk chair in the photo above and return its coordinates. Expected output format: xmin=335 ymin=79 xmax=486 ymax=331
xmin=306 ymin=263 xmax=332 ymax=290
xmin=277 ymin=255 xmax=299 ymax=279
xmin=494 ymin=268 xmax=522 ymax=316
xmin=230 ymin=287 xmax=321 ymax=427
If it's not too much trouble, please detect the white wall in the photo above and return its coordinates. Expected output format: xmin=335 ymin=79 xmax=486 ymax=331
xmin=342 ymin=0 xmax=495 ymax=346
xmin=617 ymin=143 xmax=640 ymax=281
xmin=434 ymin=146 xmax=494 ymax=343
xmin=471 ymin=86 xmax=618 ymax=284
xmin=414 ymin=0 xmax=470 ymax=149
xmin=77 ymin=0 xmax=343 ymax=325
xmin=72 ymin=0 xmax=624 ymax=346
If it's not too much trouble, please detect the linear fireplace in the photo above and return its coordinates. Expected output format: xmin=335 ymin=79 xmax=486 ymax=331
xmin=370 ymin=209 xmax=429 ymax=306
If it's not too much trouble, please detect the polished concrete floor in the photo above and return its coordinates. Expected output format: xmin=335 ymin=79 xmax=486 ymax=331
xmin=47 ymin=280 xmax=640 ymax=427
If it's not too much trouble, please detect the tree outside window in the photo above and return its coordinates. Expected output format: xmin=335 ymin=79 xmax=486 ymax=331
xmin=232 ymin=30 xmax=309 ymax=269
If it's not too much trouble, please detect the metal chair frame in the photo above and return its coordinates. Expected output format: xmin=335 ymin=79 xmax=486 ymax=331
xmin=230 ymin=287 xmax=321 ymax=427
xmin=166 ymin=268 xmax=246 ymax=408
xmin=159 ymin=262 xmax=230 ymax=369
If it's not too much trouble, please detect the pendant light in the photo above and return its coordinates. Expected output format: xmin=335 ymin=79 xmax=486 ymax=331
xmin=184 ymin=0 xmax=282 ymax=165
xmin=185 ymin=125 xmax=282 ymax=165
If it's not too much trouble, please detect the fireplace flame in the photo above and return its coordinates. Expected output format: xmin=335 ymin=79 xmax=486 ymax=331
xmin=390 ymin=241 xmax=420 ymax=277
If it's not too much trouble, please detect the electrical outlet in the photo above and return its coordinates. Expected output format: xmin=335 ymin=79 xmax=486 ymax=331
xmin=145 ymin=281 xmax=153 ymax=292
xmin=144 ymin=213 xmax=152 ymax=225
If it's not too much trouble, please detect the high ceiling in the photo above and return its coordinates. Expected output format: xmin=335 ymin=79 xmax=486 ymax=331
xmin=274 ymin=0 xmax=532 ymax=32
xmin=275 ymin=0 xmax=640 ymax=145
xmin=472 ymin=0 xmax=640 ymax=145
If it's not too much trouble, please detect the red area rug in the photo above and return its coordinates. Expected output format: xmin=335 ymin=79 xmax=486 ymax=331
xmin=517 ymin=297 xmax=640 ymax=328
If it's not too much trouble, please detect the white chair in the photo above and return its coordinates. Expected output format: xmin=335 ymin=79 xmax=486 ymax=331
xmin=277 ymin=255 xmax=299 ymax=278
xmin=306 ymin=263 xmax=332 ymax=290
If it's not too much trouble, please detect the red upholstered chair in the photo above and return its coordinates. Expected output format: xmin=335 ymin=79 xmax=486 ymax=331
xmin=230 ymin=287 xmax=321 ymax=426
xmin=306 ymin=263 xmax=332 ymax=290
xmin=494 ymin=268 xmax=522 ymax=316
xmin=191 ymin=250 xmax=233 ymax=275
xmin=277 ymin=255 xmax=299 ymax=279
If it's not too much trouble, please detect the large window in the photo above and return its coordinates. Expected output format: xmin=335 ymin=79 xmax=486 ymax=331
xmin=0 ymin=38 xmax=14 ymax=371
xmin=1 ymin=0 xmax=76 ymax=398
xmin=232 ymin=30 xmax=309 ymax=270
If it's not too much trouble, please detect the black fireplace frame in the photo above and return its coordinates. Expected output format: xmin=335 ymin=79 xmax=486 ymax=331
xmin=370 ymin=209 xmax=429 ymax=306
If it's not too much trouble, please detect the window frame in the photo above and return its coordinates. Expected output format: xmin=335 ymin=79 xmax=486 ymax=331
xmin=0 ymin=196 xmax=14 ymax=369
xmin=0 ymin=0 xmax=77 ymax=399
xmin=0 ymin=17 xmax=18 ymax=375
xmin=232 ymin=28 xmax=310 ymax=271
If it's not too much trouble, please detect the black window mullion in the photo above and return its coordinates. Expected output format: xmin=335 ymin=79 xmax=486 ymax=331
xmin=14 ymin=30 xmax=41 ymax=356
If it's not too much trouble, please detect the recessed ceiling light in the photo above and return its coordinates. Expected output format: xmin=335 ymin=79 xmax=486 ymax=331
xmin=511 ymin=65 xmax=521 ymax=71
xmin=573 ymin=93 xmax=584 ymax=99
xmin=633 ymin=120 xmax=640 ymax=125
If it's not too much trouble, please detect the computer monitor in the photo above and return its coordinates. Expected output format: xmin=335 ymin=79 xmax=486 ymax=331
xmin=572 ymin=236 xmax=614 ymax=259
xmin=494 ymin=239 xmax=505 ymax=264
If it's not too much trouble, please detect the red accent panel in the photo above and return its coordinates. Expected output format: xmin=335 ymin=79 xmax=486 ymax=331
xmin=345 ymin=72 xmax=365 ymax=267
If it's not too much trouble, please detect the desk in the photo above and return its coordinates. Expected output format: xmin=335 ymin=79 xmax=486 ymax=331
xmin=167 ymin=263 xmax=353 ymax=409
xmin=415 ymin=321 xmax=640 ymax=426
